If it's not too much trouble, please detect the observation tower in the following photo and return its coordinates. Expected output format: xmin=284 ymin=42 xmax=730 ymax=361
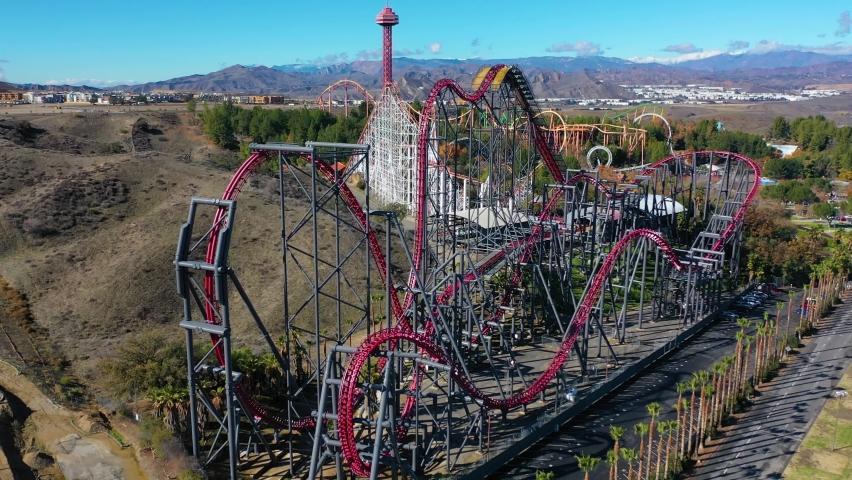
xmin=360 ymin=5 xmax=419 ymax=213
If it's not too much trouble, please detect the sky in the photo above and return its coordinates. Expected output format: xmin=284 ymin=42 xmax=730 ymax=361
xmin=1 ymin=0 xmax=850 ymax=87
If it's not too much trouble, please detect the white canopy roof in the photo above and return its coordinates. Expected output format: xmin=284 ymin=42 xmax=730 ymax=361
xmin=450 ymin=207 xmax=531 ymax=230
xmin=637 ymin=194 xmax=685 ymax=215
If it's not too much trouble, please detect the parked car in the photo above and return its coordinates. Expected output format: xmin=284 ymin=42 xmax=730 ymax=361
xmin=742 ymin=295 xmax=763 ymax=306
xmin=734 ymin=301 xmax=755 ymax=311
xmin=720 ymin=310 xmax=739 ymax=321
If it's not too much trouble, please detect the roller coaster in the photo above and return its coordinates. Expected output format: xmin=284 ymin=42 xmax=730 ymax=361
xmin=317 ymin=79 xmax=375 ymax=117
xmin=174 ymin=64 xmax=758 ymax=479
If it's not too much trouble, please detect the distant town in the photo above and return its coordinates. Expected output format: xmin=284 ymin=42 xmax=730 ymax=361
xmin=0 ymin=83 xmax=846 ymax=110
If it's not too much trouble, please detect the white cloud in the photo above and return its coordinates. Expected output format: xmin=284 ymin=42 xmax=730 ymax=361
xmin=0 ymin=68 xmax=4 ymax=81
xmin=837 ymin=11 xmax=851 ymax=37
xmin=429 ymin=42 xmax=442 ymax=54
xmin=630 ymin=50 xmax=724 ymax=64
xmin=750 ymin=39 xmax=852 ymax=55
xmin=728 ymin=40 xmax=749 ymax=50
xmin=546 ymin=40 xmax=602 ymax=56
xmin=664 ymin=42 xmax=702 ymax=54
xmin=44 ymin=78 xmax=133 ymax=88
xmin=356 ymin=49 xmax=382 ymax=61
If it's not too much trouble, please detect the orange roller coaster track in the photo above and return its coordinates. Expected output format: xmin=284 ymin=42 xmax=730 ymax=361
xmin=535 ymin=110 xmax=648 ymax=162
xmin=316 ymin=79 xmax=375 ymax=117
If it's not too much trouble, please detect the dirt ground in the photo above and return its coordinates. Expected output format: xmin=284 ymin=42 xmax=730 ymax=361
xmin=0 ymin=361 xmax=146 ymax=479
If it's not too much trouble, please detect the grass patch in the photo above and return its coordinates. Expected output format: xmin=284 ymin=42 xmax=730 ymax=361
xmin=785 ymin=363 xmax=852 ymax=479
xmin=108 ymin=428 xmax=129 ymax=448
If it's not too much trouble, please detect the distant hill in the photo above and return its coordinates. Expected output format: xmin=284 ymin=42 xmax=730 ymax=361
xmin=677 ymin=51 xmax=852 ymax=71
xmin=0 ymin=82 xmax=23 ymax=92
xmin=108 ymin=50 xmax=852 ymax=100
xmin=11 ymin=83 xmax=102 ymax=92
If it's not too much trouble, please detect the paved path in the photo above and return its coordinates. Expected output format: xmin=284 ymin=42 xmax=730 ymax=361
xmin=689 ymin=295 xmax=852 ymax=479
xmin=490 ymin=289 xmax=798 ymax=479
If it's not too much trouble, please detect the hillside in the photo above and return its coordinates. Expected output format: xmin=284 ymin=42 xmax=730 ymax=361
xmin=0 ymin=112 xmax=407 ymax=394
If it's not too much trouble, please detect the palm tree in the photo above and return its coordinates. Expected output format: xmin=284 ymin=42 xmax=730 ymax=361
xmin=735 ymin=317 xmax=750 ymax=396
xmin=210 ymin=386 xmax=225 ymax=413
xmin=694 ymin=370 xmax=711 ymax=449
xmin=371 ymin=293 xmax=385 ymax=324
xmin=576 ymin=453 xmax=601 ymax=480
xmin=610 ymin=425 xmax=626 ymax=478
xmin=686 ymin=378 xmax=698 ymax=456
xmin=621 ymin=447 xmax=638 ymax=480
xmin=259 ymin=353 xmax=280 ymax=394
xmin=702 ymin=385 xmax=716 ymax=445
xmin=742 ymin=335 xmax=754 ymax=393
xmin=710 ymin=362 xmax=724 ymax=427
xmin=678 ymin=397 xmax=690 ymax=458
xmin=646 ymin=402 xmax=661 ymax=477
xmin=674 ymin=382 xmax=688 ymax=457
xmin=606 ymin=449 xmax=617 ymax=480
xmin=664 ymin=420 xmax=679 ymax=477
xmin=787 ymin=289 xmax=794 ymax=338
xmin=148 ymin=387 xmax=166 ymax=418
xmin=634 ymin=422 xmax=650 ymax=480
xmin=733 ymin=330 xmax=744 ymax=401
xmin=654 ymin=420 xmax=669 ymax=480
xmin=754 ymin=321 xmax=765 ymax=387
xmin=724 ymin=355 xmax=737 ymax=415
xmin=775 ymin=301 xmax=784 ymax=355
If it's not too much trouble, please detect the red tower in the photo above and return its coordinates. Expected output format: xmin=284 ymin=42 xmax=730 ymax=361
xmin=375 ymin=6 xmax=399 ymax=87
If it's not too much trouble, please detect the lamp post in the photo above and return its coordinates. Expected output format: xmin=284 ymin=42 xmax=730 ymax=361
xmin=833 ymin=389 xmax=848 ymax=451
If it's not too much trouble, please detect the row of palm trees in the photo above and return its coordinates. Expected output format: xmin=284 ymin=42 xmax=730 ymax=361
xmin=570 ymin=299 xmax=806 ymax=479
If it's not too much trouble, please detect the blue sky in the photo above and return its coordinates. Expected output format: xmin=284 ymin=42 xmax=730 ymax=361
xmin=1 ymin=0 xmax=850 ymax=87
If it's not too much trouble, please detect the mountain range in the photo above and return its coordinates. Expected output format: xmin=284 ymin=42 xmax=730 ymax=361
xmin=41 ymin=51 xmax=852 ymax=99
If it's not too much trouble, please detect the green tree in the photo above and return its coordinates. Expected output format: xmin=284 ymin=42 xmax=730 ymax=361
xmin=769 ymin=116 xmax=791 ymax=140
xmin=763 ymin=158 xmax=804 ymax=180
xmin=201 ymin=101 xmax=238 ymax=148
xmin=812 ymin=202 xmax=835 ymax=219
xmin=88 ymin=95 xmax=98 ymax=105
xmin=98 ymin=332 xmax=190 ymax=399
xmin=186 ymin=99 xmax=197 ymax=114
xmin=575 ymin=453 xmax=601 ymax=480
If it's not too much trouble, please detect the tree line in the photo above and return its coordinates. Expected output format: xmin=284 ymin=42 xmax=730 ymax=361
xmin=570 ymin=271 xmax=845 ymax=479
xmin=767 ymin=115 xmax=852 ymax=179
xmin=199 ymin=101 xmax=368 ymax=150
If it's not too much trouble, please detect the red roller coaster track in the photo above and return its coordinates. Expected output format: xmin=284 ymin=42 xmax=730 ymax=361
xmin=199 ymin=64 xmax=761 ymax=476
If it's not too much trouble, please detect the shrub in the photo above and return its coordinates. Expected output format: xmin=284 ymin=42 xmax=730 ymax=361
xmin=385 ymin=202 xmax=409 ymax=222
xmin=138 ymin=416 xmax=174 ymax=455
xmin=178 ymin=471 xmax=204 ymax=480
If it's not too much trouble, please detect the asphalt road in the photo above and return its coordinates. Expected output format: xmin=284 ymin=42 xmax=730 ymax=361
xmin=689 ymin=293 xmax=852 ymax=479
xmin=490 ymin=289 xmax=802 ymax=480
